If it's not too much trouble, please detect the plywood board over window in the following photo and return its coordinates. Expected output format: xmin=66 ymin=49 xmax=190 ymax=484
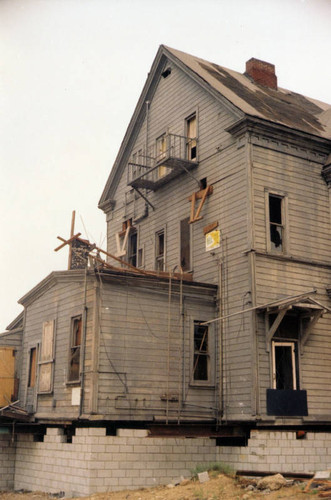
xmin=0 ymin=348 xmax=16 ymax=406
xmin=38 ymin=320 xmax=55 ymax=393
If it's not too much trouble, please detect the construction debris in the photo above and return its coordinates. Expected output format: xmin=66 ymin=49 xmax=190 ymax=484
xmin=303 ymin=470 xmax=331 ymax=496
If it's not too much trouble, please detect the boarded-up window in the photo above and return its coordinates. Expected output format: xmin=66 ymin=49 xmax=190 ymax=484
xmin=39 ymin=320 xmax=55 ymax=393
xmin=193 ymin=322 xmax=209 ymax=381
xmin=28 ymin=347 xmax=37 ymax=388
xmin=180 ymin=218 xmax=191 ymax=271
xmin=0 ymin=348 xmax=16 ymax=406
xmin=68 ymin=316 xmax=82 ymax=383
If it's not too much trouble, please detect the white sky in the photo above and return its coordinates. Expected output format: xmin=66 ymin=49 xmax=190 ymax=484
xmin=1 ymin=0 xmax=330 ymax=331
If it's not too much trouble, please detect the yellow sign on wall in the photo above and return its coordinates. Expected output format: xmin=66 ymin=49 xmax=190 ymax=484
xmin=205 ymin=230 xmax=221 ymax=251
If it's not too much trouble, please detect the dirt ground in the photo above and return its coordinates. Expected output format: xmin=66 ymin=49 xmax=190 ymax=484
xmin=0 ymin=474 xmax=319 ymax=500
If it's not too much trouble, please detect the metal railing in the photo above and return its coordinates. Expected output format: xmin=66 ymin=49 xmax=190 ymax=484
xmin=127 ymin=133 xmax=197 ymax=186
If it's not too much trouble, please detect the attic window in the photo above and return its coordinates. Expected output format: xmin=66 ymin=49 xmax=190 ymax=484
xmin=161 ymin=67 xmax=171 ymax=78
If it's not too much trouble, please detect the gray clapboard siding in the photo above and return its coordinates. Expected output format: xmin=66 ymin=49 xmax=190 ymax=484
xmin=19 ymin=274 xmax=96 ymax=419
xmin=96 ymin=276 xmax=217 ymax=420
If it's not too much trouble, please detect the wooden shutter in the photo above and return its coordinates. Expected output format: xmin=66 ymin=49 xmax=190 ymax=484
xmin=39 ymin=320 xmax=55 ymax=393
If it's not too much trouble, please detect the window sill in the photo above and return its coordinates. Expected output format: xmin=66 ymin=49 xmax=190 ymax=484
xmin=66 ymin=380 xmax=81 ymax=386
xmin=189 ymin=382 xmax=215 ymax=389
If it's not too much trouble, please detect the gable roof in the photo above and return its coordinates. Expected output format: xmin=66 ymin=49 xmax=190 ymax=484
xmin=166 ymin=46 xmax=331 ymax=139
xmin=99 ymin=45 xmax=331 ymax=208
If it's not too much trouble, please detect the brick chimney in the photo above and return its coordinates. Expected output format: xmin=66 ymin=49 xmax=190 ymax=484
xmin=245 ymin=58 xmax=277 ymax=90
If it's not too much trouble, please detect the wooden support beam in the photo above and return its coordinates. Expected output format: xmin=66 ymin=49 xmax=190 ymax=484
xmin=54 ymin=233 xmax=82 ymax=252
xmin=301 ymin=310 xmax=323 ymax=351
xmin=188 ymin=185 xmax=213 ymax=224
xmin=266 ymin=308 xmax=288 ymax=351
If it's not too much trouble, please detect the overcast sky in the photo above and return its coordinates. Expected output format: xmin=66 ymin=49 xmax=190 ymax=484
xmin=1 ymin=0 xmax=330 ymax=331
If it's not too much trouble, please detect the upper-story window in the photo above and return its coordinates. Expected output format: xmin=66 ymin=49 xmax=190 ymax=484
xmin=267 ymin=192 xmax=287 ymax=253
xmin=180 ymin=217 xmax=191 ymax=271
xmin=128 ymin=229 xmax=138 ymax=267
xmin=156 ymin=134 xmax=169 ymax=179
xmin=186 ymin=114 xmax=197 ymax=161
xmin=155 ymin=229 xmax=165 ymax=271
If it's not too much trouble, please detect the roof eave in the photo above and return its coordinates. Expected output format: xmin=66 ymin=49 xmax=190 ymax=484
xmin=226 ymin=115 xmax=331 ymax=152
xmin=18 ymin=270 xmax=90 ymax=307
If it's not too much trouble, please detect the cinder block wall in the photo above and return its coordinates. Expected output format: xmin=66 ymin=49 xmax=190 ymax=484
xmin=217 ymin=430 xmax=331 ymax=473
xmin=14 ymin=427 xmax=216 ymax=496
xmin=13 ymin=427 xmax=331 ymax=496
xmin=0 ymin=434 xmax=16 ymax=490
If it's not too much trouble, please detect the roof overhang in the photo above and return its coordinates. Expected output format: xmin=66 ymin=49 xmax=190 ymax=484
xmin=257 ymin=292 xmax=331 ymax=352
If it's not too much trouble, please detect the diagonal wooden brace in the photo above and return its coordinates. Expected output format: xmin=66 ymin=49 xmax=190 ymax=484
xmin=188 ymin=185 xmax=213 ymax=223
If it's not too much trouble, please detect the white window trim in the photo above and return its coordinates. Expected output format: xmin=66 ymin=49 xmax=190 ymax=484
xmin=155 ymin=227 xmax=166 ymax=271
xmin=190 ymin=320 xmax=214 ymax=387
xmin=67 ymin=315 xmax=82 ymax=385
xmin=271 ymin=340 xmax=297 ymax=390
xmin=265 ymin=189 xmax=289 ymax=255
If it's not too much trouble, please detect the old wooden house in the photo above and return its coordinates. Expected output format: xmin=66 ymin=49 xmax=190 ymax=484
xmin=1 ymin=46 xmax=331 ymax=493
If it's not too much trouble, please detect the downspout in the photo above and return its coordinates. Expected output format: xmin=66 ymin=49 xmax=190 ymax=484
xmin=216 ymin=256 xmax=222 ymax=426
xmin=79 ymin=268 xmax=88 ymax=417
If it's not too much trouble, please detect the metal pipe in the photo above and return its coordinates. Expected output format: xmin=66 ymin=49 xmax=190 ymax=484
xmin=202 ymin=289 xmax=317 ymax=326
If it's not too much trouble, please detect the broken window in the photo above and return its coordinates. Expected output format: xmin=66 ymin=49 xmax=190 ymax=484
xmin=272 ymin=341 xmax=298 ymax=390
xmin=68 ymin=316 xmax=82 ymax=383
xmin=180 ymin=217 xmax=191 ymax=271
xmin=193 ymin=322 xmax=209 ymax=381
xmin=268 ymin=193 xmax=285 ymax=253
xmin=39 ymin=320 xmax=55 ymax=393
xmin=28 ymin=347 xmax=37 ymax=388
xmin=186 ymin=114 xmax=197 ymax=161
xmin=155 ymin=230 xmax=165 ymax=271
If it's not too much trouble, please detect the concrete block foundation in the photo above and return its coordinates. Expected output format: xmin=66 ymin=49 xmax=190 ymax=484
xmin=9 ymin=427 xmax=331 ymax=496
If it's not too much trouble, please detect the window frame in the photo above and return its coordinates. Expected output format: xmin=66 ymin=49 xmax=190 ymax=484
xmin=67 ymin=315 xmax=83 ymax=384
xmin=191 ymin=320 xmax=212 ymax=386
xmin=155 ymin=229 xmax=166 ymax=271
xmin=265 ymin=190 xmax=288 ymax=254
xmin=271 ymin=340 xmax=298 ymax=390
xmin=28 ymin=346 xmax=37 ymax=388
xmin=128 ymin=228 xmax=138 ymax=267
xmin=180 ymin=217 xmax=192 ymax=272
xmin=185 ymin=113 xmax=197 ymax=161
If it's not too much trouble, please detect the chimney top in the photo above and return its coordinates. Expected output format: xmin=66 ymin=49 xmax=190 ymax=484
xmin=245 ymin=58 xmax=277 ymax=90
